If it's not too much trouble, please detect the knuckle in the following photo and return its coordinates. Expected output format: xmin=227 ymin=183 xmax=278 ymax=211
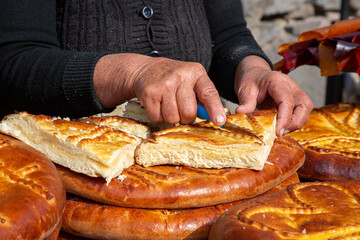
xmin=164 ymin=115 xmax=180 ymax=124
xmin=291 ymin=121 xmax=303 ymax=130
xmin=181 ymin=110 xmax=197 ymax=124
xmin=280 ymin=98 xmax=295 ymax=108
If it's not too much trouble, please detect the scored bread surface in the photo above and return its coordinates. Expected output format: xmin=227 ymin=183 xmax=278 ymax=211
xmin=0 ymin=133 xmax=65 ymax=239
xmin=82 ymin=115 xmax=151 ymax=139
xmin=287 ymin=103 xmax=360 ymax=180
xmin=0 ymin=112 xmax=142 ymax=183
xmin=60 ymin=174 xmax=300 ymax=240
xmin=209 ymin=180 xmax=360 ymax=240
xmin=135 ymin=109 xmax=277 ymax=170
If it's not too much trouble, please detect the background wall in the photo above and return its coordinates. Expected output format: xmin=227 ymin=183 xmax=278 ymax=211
xmin=223 ymin=0 xmax=360 ymax=112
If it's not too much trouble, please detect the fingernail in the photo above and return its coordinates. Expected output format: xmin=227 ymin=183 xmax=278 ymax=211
xmin=280 ymin=128 xmax=290 ymax=136
xmin=216 ymin=115 xmax=225 ymax=124
xmin=279 ymin=128 xmax=285 ymax=137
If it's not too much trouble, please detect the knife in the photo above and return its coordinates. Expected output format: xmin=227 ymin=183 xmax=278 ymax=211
xmin=197 ymin=104 xmax=266 ymax=145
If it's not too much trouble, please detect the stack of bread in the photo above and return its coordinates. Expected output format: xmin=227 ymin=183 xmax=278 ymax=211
xmin=0 ymin=100 xmax=306 ymax=239
xmin=286 ymin=102 xmax=360 ymax=181
xmin=209 ymin=103 xmax=360 ymax=239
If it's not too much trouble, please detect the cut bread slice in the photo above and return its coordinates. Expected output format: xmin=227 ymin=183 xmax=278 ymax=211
xmin=0 ymin=112 xmax=142 ymax=183
xmin=135 ymin=109 xmax=277 ymax=170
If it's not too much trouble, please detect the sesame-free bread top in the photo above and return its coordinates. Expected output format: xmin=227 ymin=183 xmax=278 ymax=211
xmin=287 ymin=103 xmax=360 ymax=181
xmin=0 ymin=133 xmax=65 ymax=239
xmin=135 ymin=109 xmax=277 ymax=170
xmin=209 ymin=180 xmax=360 ymax=240
xmin=0 ymin=112 xmax=142 ymax=183
xmin=81 ymin=115 xmax=151 ymax=139
xmin=56 ymin=136 xmax=304 ymax=209
xmin=61 ymin=173 xmax=299 ymax=240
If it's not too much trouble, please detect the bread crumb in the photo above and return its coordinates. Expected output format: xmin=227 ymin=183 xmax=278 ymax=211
xmin=301 ymin=228 xmax=307 ymax=234
xmin=117 ymin=175 xmax=127 ymax=182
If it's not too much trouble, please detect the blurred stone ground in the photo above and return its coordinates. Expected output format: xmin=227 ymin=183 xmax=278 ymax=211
xmin=222 ymin=0 xmax=360 ymax=113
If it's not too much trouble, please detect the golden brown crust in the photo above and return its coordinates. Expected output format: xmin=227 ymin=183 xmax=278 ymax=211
xmin=45 ymin=220 xmax=62 ymax=240
xmin=60 ymin=174 xmax=299 ymax=240
xmin=135 ymin=109 xmax=277 ymax=170
xmin=58 ymin=231 xmax=90 ymax=240
xmin=82 ymin=115 xmax=151 ymax=139
xmin=287 ymin=103 xmax=360 ymax=181
xmin=0 ymin=133 xmax=66 ymax=239
xmin=0 ymin=112 xmax=142 ymax=182
xmin=56 ymin=136 xmax=304 ymax=209
xmin=209 ymin=180 xmax=360 ymax=240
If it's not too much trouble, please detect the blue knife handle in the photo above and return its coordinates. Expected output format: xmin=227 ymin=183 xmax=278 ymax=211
xmin=197 ymin=104 xmax=210 ymax=120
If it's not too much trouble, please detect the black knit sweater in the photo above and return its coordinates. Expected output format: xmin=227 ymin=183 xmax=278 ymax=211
xmin=0 ymin=0 xmax=271 ymax=119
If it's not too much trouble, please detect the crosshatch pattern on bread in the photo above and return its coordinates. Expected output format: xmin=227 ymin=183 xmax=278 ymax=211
xmin=0 ymin=112 xmax=143 ymax=183
xmin=135 ymin=109 xmax=277 ymax=170
xmin=287 ymin=103 xmax=360 ymax=180
xmin=209 ymin=180 xmax=360 ymax=240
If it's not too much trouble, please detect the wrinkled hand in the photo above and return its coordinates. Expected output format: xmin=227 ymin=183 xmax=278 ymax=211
xmin=94 ymin=53 xmax=226 ymax=125
xmin=234 ymin=56 xmax=313 ymax=137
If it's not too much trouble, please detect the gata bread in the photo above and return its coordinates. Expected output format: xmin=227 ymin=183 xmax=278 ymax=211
xmin=56 ymin=136 xmax=304 ymax=209
xmin=287 ymin=103 xmax=360 ymax=181
xmin=135 ymin=109 xmax=277 ymax=170
xmin=60 ymin=174 xmax=299 ymax=240
xmin=0 ymin=133 xmax=65 ymax=239
xmin=209 ymin=180 xmax=360 ymax=240
xmin=1 ymin=108 xmax=277 ymax=185
xmin=0 ymin=112 xmax=147 ymax=183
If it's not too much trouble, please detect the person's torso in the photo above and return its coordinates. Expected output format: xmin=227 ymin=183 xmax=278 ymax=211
xmin=56 ymin=0 xmax=213 ymax=70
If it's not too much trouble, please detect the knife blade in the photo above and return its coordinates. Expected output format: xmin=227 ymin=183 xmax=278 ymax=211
xmin=197 ymin=105 xmax=266 ymax=145
xmin=223 ymin=121 xmax=266 ymax=145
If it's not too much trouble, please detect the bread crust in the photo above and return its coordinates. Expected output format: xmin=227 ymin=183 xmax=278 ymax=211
xmin=287 ymin=103 xmax=360 ymax=181
xmin=0 ymin=133 xmax=66 ymax=239
xmin=56 ymin=136 xmax=304 ymax=209
xmin=60 ymin=174 xmax=299 ymax=240
xmin=209 ymin=180 xmax=360 ymax=240
xmin=0 ymin=112 xmax=142 ymax=183
xmin=135 ymin=109 xmax=277 ymax=170
xmin=298 ymin=147 xmax=360 ymax=180
xmin=81 ymin=115 xmax=151 ymax=139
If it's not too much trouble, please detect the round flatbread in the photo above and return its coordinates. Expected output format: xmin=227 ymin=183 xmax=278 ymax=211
xmin=0 ymin=133 xmax=66 ymax=239
xmin=61 ymin=174 xmax=299 ymax=240
xmin=209 ymin=180 xmax=360 ymax=240
xmin=287 ymin=103 xmax=360 ymax=181
xmin=56 ymin=136 xmax=304 ymax=209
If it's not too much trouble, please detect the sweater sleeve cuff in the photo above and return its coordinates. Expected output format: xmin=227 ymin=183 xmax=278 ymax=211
xmin=62 ymin=52 xmax=114 ymax=117
xmin=209 ymin=37 xmax=273 ymax=103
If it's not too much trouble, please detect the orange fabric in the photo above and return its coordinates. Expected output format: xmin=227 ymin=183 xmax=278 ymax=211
xmin=298 ymin=18 xmax=360 ymax=41
xmin=275 ymin=18 xmax=360 ymax=76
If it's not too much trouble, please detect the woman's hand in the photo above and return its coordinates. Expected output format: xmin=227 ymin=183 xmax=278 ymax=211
xmin=93 ymin=53 xmax=226 ymax=125
xmin=234 ymin=55 xmax=314 ymax=137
